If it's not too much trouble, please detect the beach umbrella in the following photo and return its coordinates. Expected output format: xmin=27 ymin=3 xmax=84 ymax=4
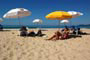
xmin=3 ymin=8 xmax=31 ymax=26
xmin=45 ymin=11 xmax=72 ymax=28
xmin=0 ymin=18 xmax=3 ymax=22
xmin=46 ymin=11 xmax=72 ymax=20
xmin=60 ymin=20 xmax=69 ymax=24
xmin=33 ymin=19 xmax=43 ymax=29
xmin=33 ymin=19 xmax=42 ymax=24
xmin=67 ymin=11 xmax=83 ymax=26
xmin=68 ymin=11 xmax=83 ymax=18
xmin=60 ymin=20 xmax=69 ymax=26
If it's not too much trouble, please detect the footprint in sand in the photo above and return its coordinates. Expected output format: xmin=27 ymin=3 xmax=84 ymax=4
xmin=2 ymin=57 xmax=8 ymax=60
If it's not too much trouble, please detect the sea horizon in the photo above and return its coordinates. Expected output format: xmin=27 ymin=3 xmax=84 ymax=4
xmin=1 ymin=25 xmax=90 ymax=29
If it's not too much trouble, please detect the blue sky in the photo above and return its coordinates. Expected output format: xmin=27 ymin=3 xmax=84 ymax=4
xmin=0 ymin=0 xmax=90 ymax=25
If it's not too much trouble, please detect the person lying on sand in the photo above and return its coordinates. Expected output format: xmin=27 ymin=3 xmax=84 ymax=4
xmin=28 ymin=30 xmax=36 ymax=37
xmin=77 ymin=28 xmax=87 ymax=35
xmin=47 ymin=28 xmax=70 ymax=40
xmin=47 ymin=30 xmax=62 ymax=40
xmin=36 ymin=29 xmax=45 ymax=37
xmin=36 ymin=30 xmax=42 ymax=36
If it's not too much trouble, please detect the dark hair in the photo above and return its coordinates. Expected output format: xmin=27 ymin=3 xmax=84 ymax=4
xmin=20 ymin=26 xmax=27 ymax=31
xmin=77 ymin=28 xmax=80 ymax=30
xmin=66 ymin=28 xmax=69 ymax=31
xmin=65 ymin=26 xmax=68 ymax=28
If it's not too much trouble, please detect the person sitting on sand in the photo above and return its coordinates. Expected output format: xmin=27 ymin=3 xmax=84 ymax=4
xmin=20 ymin=26 xmax=28 ymax=31
xmin=70 ymin=26 xmax=76 ymax=35
xmin=61 ymin=26 xmax=68 ymax=32
xmin=20 ymin=26 xmax=28 ymax=36
xmin=28 ymin=30 xmax=36 ymax=37
xmin=20 ymin=30 xmax=28 ymax=36
xmin=47 ymin=30 xmax=62 ymax=40
xmin=61 ymin=27 xmax=70 ymax=39
xmin=77 ymin=28 xmax=87 ymax=35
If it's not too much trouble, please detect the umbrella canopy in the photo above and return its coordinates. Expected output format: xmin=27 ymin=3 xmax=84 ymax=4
xmin=68 ymin=11 xmax=83 ymax=18
xmin=33 ymin=19 xmax=42 ymax=24
xmin=45 ymin=11 xmax=72 ymax=20
xmin=3 ymin=8 xmax=31 ymax=26
xmin=3 ymin=8 xmax=31 ymax=18
xmin=60 ymin=20 xmax=69 ymax=24
xmin=0 ymin=18 xmax=3 ymax=22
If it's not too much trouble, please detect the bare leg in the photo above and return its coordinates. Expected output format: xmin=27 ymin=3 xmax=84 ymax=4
xmin=47 ymin=35 xmax=56 ymax=40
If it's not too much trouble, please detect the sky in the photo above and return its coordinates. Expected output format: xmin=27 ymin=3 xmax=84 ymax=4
xmin=0 ymin=0 xmax=90 ymax=26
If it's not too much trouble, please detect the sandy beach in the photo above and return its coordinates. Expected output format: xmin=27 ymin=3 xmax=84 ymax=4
xmin=0 ymin=28 xmax=90 ymax=60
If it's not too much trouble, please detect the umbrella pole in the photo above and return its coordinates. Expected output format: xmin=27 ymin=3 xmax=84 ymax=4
xmin=64 ymin=23 xmax=65 ymax=27
xmin=38 ymin=23 xmax=41 ymax=30
xmin=58 ymin=20 xmax=60 ymax=29
xmin=37 ymin=23 xmax=38 ymax=29
xmin=39 ymin=23 xmax=40 ymax=30
xmin=70 ymin=20 xmax=72 ymax=27
xmin=40 ymin=23 xmax=41 ymax=30
xmin=18 ymin=17 xmax=22 ymax=27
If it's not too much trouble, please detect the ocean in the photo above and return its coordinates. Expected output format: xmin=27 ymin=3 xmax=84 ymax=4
xmin=1 ymin=25 xmax=90 ymax=29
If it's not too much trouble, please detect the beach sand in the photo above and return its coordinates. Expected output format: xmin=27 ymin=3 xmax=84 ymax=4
xmin=0 ymin=29 xmax=90 ymax=60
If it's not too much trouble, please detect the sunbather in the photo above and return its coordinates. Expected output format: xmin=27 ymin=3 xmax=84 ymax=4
xmin=36 ymin=29 xmax=44 ymax=36
xmin=28 ymin=30 xmax=36 ymax=37
xmin=20 ymin=26 xmax=28 ymax=31
xmin=47 ymin=30 xmax=62 ymax=40
xmin=20 ymin=30 xmax=28 ymax=36
xmin=61 ymin=27 xmax=70 ymax=39
xmin=20 ymin=26 xmax=28 ymax=36
xmin=77 ymin=28 xmax=87 ymax=35
xmin=61 ymin=26 xmax=68 ymax=32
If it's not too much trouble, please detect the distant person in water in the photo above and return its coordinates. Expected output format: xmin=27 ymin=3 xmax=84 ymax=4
xmin=20 ymin=26 xmax=28 ymax=36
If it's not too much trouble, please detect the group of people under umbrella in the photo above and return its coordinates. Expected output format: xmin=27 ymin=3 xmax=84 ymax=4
xmin=47 ymin=26 xmax=87 ymax=40
xmin=19 ymin=25 xmax=87 ymax=40
xmin=19 ymin=26 xmax=45 ymax=37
